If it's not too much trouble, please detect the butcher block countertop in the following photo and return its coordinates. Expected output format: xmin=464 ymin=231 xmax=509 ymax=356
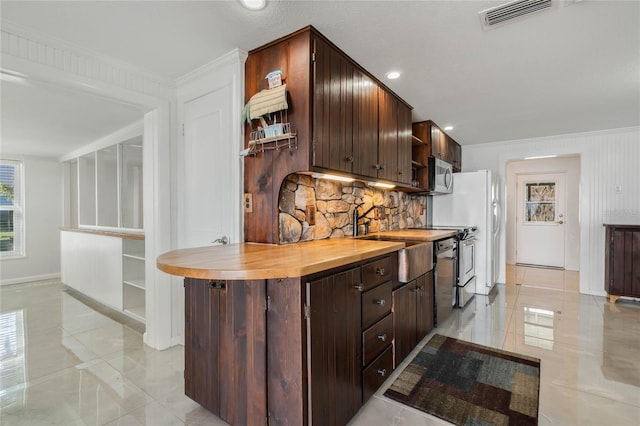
xmin=157 ymin=229 xmax=457 ymax=280
xmin=363 ymin=229 xmax=459 ymax=241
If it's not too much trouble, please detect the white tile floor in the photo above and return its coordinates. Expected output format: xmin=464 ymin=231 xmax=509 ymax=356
xmin=1 ymin=266 xmax=639 ymax=425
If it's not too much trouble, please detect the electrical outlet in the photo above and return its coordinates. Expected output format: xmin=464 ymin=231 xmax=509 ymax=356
xmin=306 ymin=205 xmax=316 ymax=225
xmin=615 ymin=185 xmax=623 ymax=194
xmin=244 ymin=193 xmax=253 ymax=213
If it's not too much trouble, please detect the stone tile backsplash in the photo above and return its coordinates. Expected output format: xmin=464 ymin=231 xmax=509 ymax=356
xmin=279 ymin=174 xmax=427 ymax=244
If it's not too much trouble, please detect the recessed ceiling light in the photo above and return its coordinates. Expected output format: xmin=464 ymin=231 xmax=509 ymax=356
xmin=386 ymin=71 xmax=401 ymax=80
xmin=240 ymin=0 xmax=266 ymax=10
xmin=444 ymin=126 xmax=454 ymax=131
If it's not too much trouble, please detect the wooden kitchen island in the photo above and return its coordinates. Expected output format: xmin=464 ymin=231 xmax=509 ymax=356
xmin=157 ymin=230 xmax=457 ymax=426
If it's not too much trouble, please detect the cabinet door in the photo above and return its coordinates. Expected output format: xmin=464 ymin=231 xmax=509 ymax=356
xmin=184 ymin=278 xmax=267 ymax=425
xmin=184 ymin=278 xmax=221 ymax=414
xmin=392 ymin=282 xmax=417 ymax=365
xmin=609 ymin=229 xmax=640 ymax=296
xmin=397 ymin=103 xmax=413 ymax=184
xmin=415 ymin=271 xmax=434 ymax=342
xmin=431 ymin=125 xmax=446 ymax=160
xmin=353 ymin=69 xmax=378 ymax=178
xmin=308 ymin=267 xmax=363 ymax=425
xmin=313 ymin=37 xmax=354 ymax=173
xmin=450 ymin=137 xmax=462 ymax=172
xmin=377 ymin=89 xmax=398 ymax=182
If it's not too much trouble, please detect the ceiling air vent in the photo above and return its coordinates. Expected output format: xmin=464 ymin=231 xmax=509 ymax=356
xmin=479 ymin=0 xmax=554 ymax=29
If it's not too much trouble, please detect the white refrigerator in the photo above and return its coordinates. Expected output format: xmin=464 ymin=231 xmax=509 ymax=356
xmin=432 ymin=170 xmax=501 ymax=295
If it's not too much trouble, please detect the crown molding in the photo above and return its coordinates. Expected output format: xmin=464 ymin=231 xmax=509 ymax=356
xmin=1 ymin=19 xmax=174 ymax=101
xmin=175 ymin=48 xmax=247 ymax=87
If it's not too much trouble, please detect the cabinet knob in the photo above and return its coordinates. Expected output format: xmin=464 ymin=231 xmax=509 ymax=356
xmin=375 ymin=267 xmax=386 ymax=276
xmin=375 ymin=299 xmax=386 ymax=306
xmin=377 ymin=368 xmax=387 ymax=377
xmin=354 ymin=283 xmax=364 ymax=291
xmin=208 ymin=281 xmax=226 ymax=290
xmin=344 ymin=155 xmax=354 ymax=163
xmin=377 ymin=333 xmax=387 ymax=342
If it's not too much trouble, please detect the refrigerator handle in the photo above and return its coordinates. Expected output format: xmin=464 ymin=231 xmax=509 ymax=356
xmin=492 ymin=201 xmax=501 ymax=238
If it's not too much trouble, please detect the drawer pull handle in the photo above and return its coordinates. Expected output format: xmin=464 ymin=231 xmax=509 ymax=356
xmin=375 ymin=267 xmax=386 ymax=276
xmin=377 ymin=368 xmax=387 ymax=377
xmin=377 ymin=334 xmax=387 ymax=342
xmin=375 ymin=299 xmax=386 ymax=306
xmin=208 ymin=281 xmax=226 ymax=290
xmin=354 ymin=283 xmax=364 ymax=291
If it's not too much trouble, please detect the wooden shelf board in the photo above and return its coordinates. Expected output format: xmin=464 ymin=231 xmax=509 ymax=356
xmin=411 ymin=135 xmax=424 ymax=146
xmin=411 ymin=160 xmax=425 ymax=168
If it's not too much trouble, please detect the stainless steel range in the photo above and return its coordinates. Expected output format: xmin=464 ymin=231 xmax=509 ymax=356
xmin=412 ymin=225 xmax=478 ymax=309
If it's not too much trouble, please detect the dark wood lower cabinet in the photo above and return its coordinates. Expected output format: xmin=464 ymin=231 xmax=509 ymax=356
xmin=182 ymin=254 xmax=436 ymax=426
xmin=308 ymin=267 xmax=363 ymax=426
xmin=392 ymin=271 xmax=434 ymax=364
xmin=184 ymin=278 xmax=267 ymax=425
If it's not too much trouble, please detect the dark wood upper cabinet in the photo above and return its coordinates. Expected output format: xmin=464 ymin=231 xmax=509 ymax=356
xmin=244 ymin=26 xmax=414 ymax=243
xmin=411 ymin=120 xmax=462 ymax=191
xmin=367 ymin=86 xmax=412 ymax=185
xmin=312 ymin=36 xmax=355 ymax=174
xmin=352 ymin=69 xmax=379 ymax=178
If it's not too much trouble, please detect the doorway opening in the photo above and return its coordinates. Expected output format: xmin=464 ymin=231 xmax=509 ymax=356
xmin=505 ymin=155 xmax=581 ymax=274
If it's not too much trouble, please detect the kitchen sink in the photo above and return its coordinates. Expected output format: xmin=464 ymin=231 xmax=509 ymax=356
xmin=356 ymin=235 xmax=433 ymax=282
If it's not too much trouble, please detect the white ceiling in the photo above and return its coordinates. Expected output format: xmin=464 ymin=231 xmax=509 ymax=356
xmin=1 ymin=0 xmax=638 ymax=158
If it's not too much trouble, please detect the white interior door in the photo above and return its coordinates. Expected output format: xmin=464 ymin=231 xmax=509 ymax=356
xmin=516 ymin=173 xmax=566 ymax=268
xmin=181 ymin=87 xmax=238 ymax=247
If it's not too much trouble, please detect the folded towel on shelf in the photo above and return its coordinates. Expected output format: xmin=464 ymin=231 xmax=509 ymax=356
xmin=248 ymin=84 xmax=288 ymax=119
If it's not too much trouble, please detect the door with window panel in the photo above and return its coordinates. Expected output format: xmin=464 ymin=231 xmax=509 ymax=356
xmin=516 ymin=173 xmax=566 ymax=268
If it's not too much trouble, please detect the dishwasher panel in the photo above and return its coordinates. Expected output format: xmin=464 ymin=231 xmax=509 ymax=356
xmin=435 ymin=238 xmax=456 ymax=326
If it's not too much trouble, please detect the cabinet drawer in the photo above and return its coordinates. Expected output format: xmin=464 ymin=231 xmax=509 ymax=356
xmin=362 ymin=281 xmax=392 ymax=329
xmin=362 ymin=313 xmax=393 ymax=366
xmin=362 ymin=345 xmax=393 ymax=402
xmin=362 ymin=256 xmax=393 ymax=291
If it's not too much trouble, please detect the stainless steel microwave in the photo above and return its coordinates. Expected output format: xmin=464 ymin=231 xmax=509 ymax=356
xmin=428 ymin=157 xmax=453 ymax=194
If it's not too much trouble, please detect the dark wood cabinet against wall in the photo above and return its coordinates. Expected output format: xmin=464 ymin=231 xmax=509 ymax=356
xmin=604 ymin=224 xmax=640 ymax=302
xmin=244 ymin=26 xmax=413 ymax=243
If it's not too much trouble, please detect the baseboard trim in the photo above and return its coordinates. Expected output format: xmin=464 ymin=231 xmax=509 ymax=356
xmin=0 ymin=273 xmax=60 ymax=286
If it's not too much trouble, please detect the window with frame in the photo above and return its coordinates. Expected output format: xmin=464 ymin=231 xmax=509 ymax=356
xmin=0 ymin=160 xmax=24 ymax=257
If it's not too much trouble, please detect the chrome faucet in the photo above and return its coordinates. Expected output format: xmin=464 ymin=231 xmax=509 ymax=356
xmin=353 ymin=203 xmax=378 ymax=237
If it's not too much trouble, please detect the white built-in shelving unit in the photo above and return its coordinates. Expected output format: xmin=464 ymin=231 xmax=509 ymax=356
xmin=122 ymin=237 xmax=146 ymax=322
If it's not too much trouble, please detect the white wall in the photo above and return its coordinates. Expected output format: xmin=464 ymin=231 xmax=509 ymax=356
xmin=506 ymin=156 xmax=581 ymax=270
xmin=463 ymin=126 xmax=640 ymax=296
xmin=0 ymin=156 xmax=62 ymax=285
